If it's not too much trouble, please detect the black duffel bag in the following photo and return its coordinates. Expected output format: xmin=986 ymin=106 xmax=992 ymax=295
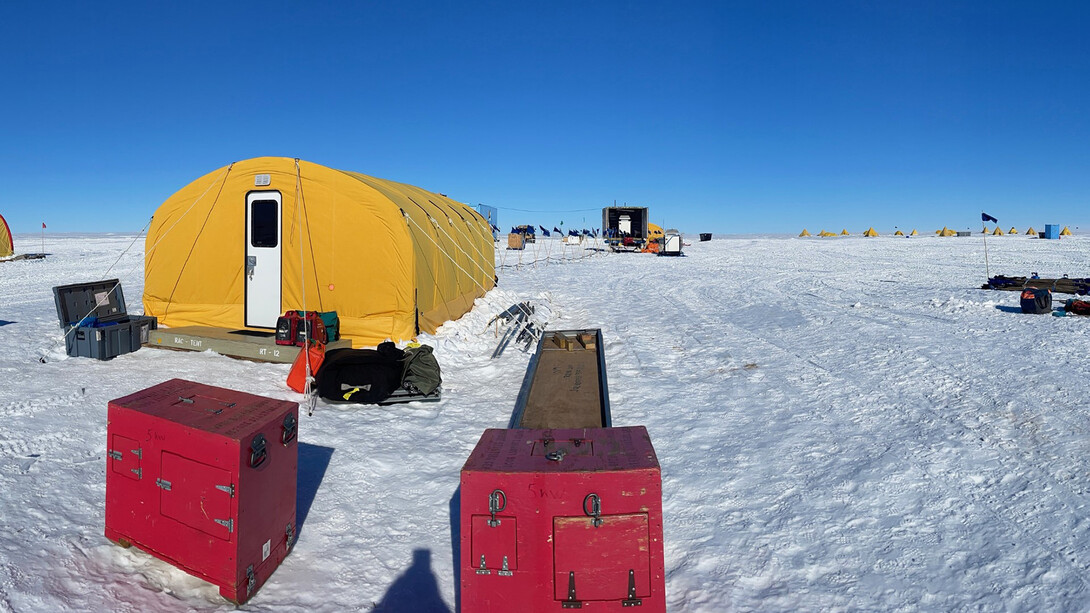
xmin=315 ymin=342 xmax=405 ymax=404
xmin=1020 ymin=288 xmax=1052 ymax=314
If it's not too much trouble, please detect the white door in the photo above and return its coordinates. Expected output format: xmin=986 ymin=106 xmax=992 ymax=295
xmin=245 ymin=191 xmax=282 ymax=328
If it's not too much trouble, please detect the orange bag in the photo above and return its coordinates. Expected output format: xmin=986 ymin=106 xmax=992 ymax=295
xmin=287 ymin=342 xmax=325 ymax=393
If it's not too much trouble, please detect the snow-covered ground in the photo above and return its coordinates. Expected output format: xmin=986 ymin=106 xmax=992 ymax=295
xmin=3 ymin=232 xmax=1090 ymax=612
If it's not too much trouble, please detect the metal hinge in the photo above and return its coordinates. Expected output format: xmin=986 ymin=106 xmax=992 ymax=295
xmin=107 ymin=450 xmax=122 ymax=461
xmin=130 ymin=468 xmax=142 ymax=479
xmin=476 ymin=555 xmax=491 ymax=575
xmin=621 ymin=569 xmax=642 ymax=607
xmin=214 ymin=518 xmax=234 ymax=532
xmin=286 ymin=522 xmax=296 ymax=549
xmin=562 ymin=571 xmax=582 ymax=608
xmin=498 ymin=555 xmax=512 ymax=577
xmin=155 ymin=478 xmax=172 ymax=491
xmin=130 ymin=448 xmax=142 ymax=458
xmin=215 ymin=483 xmax=235 ymax=497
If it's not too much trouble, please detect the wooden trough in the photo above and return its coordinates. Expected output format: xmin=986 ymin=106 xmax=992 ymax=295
xmin=508 ymin=328 xmax=611 ymax=429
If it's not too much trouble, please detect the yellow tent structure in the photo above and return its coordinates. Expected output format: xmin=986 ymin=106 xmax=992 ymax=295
xmin=863 ymin=227 xmax=879 ymax=237
xmin=910 ymin=229 xmax=919 ymax=236
xmin=1026 ymin=227 xmax=1036 ymax=236
xmin=1062 ymin=226 xmax=1073 ymax=236
xmin=1008 ymin=227 xmax=1018 ymax=234
xmin=647 ymin=223 xmax=664 ymax=242
xmin=0 ymin=213 xmax=12 ymax=258
xmin=894 ymin=230 xmax=904 ymax=236
xmin=144 ymin=157 xmax=495 ymax=347
xmin=799 ymin=229 xmax=811 ymax=236
xmin=818 ymin=230 xmax=837 ymax=237
xmin=840 ymin=229 xmax=850 ymax=235
xmin=642 ymin=223 xmax=665 ymax=253
xmin=938 ymin=227 xmax=956 ymax=237
xmin=992 ymin=226 xmax=1004 ymax=235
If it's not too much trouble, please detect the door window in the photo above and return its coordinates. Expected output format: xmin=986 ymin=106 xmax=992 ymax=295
xmin=251 ymin=200 xmax=279 ymax=248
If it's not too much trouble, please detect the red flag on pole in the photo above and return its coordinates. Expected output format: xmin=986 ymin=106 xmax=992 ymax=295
xmin=42 ymin=223 xmax=46 ymax=229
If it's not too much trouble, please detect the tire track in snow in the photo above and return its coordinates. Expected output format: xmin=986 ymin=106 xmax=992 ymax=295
xmin=701 ymin=280 xmax=1090 ymax=594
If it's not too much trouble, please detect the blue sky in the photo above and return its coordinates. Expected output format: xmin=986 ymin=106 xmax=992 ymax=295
xmin=1 ymin=1 xmax=1087 ymax=235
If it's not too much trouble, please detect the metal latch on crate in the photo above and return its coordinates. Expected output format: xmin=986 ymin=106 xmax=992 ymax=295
xmin=583 ymin=493 xmax=603 ymax=528
xmin=107 ymin=450 xmax=122 ymax=461
xmin=487 ymin=489 xmax=506 ymax=527
xmin=246 ymin=565 xmax=256 ymax=595
xmin=156 ymin=478 xmax=171 ymax=491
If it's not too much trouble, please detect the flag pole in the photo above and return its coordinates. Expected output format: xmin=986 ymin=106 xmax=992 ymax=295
xmin=982 ymin=213 xmax=991 ymax=281
xmin=41 ymin=223 xmax=45 ymax=254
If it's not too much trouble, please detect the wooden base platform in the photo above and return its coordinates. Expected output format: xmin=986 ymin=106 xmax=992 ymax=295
xmin=146 ymin=326 xmax=352 ymax=363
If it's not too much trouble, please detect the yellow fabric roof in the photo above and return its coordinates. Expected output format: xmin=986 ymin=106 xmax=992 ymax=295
xmin=0 ymin=214 xmax=12 ymax=258
xmin=144 ymin=157 xmax=495 ymax=347
xmin=799 ymin=229 xmax=811 ymax=236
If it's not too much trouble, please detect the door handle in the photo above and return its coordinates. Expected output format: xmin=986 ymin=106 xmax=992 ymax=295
xmin=246 ymin=256 xmax=257 ymax=280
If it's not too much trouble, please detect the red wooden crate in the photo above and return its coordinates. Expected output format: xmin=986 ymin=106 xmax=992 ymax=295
xmin=460 ymin=426 xmax=665 ymax=612
xmin=104 ymin=379 xmax=298 ymax=604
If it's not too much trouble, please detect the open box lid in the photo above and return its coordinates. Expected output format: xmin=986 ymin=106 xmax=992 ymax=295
xmin=52 ymin=279 xmax=127 ymax=327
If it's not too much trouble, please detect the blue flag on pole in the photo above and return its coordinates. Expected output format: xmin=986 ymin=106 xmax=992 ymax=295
xmin=981 ymin=212 xmax=998 ymax=223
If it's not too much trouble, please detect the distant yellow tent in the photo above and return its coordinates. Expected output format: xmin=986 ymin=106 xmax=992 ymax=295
xmin=840 ymin=229 xmax=850 ymax=235
xmin=647 ymin=223 xmax=664 ymax=242
xmin=799 ymin=229 xmax=811 ymax=237
xmin=1008 ymin=227 xmax=1018 ymax=234
xmin=894 ymin=230 xmax=904 ymax=236
xmin=1062 ymin=226 xmax=1073 ymax=236
xmin=144 ymin=157 xmax=495 ymax=347
xmin=863 ymin=227 xmax=879 ymax=237
xmin=0 ymin=213 xmax=12 ymax=258
xmin=1026 ymin=227 xmax=1036 ymax=236
xmin=818 ymin=230 xmax=837 ymax=237
xmin=938 ymin=227 xmax=956 ymax=237
xmin=992 ymin=227 xmax=1004 ymax=235
xmin=910 ymin=229 xmax=919 ymax=236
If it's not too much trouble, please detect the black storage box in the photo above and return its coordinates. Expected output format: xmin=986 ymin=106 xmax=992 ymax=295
xmin=52 ymin=279 xmax=158 ymax=360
